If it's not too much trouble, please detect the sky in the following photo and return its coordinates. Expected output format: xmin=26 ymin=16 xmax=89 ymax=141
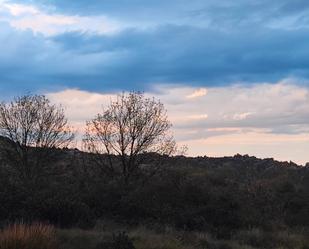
xmin=0 ymin=0 xmax=309 ymax=164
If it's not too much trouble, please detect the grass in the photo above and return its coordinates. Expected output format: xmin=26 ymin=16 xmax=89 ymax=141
xmin=0 ymin=223 xmax=57 ymax=249
xmin=56 ymin=223 xmax=309 ymax=249
xmin=232 ymin=228 xmax=309 ymax=249
xmin=1 ymin=222 xmax=308 ymax=249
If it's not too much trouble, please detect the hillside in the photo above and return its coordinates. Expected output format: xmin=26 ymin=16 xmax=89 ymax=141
xmin=0 ymin=136 xmax=309 ymax=248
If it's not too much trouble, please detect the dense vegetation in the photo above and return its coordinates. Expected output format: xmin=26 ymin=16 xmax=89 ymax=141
xmin=1 ymin=137 xmax=308 ymax=235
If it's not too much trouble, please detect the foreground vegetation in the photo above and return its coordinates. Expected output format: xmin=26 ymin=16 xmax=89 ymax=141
xmin=0 ymin=223 xmax=56 ymax=249
xmin=0 ymin=222 xmax=308 ymax=249
xmin=0 ymin=148 xmax=308 ymax=249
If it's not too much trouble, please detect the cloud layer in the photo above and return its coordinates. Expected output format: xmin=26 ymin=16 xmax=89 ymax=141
xmin=1 ymin=0 xmax=309 ymax=95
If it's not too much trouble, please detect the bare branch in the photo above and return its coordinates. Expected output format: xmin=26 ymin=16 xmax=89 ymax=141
xmin=83 ymin=92 xmax=177 ymax=184
xmin=0 ymin=94 xmax=74 ymax=183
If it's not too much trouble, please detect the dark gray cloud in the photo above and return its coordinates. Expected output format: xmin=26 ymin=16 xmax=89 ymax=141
xmin=1 ymin=0 xmax=309 ymax=95
xmin=1 ymin=21 xmax=309 ymax=94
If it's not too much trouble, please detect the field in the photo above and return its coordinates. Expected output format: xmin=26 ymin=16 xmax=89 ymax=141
xmin=0 ymin=222 xmax=308 ymax=249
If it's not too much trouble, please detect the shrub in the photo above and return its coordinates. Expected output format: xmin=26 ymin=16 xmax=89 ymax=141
xmin=96 ymin=232 xmax=135 ymax=249
xmin=39 ymin=198 xmax=95 ymax=229
xmin=199 ymin=238 xmax=233 ymax=249
xmin=56 ymin=229 xmax=103 ymax=249
xmin=0 ymin=223 xmax=57 ymax=249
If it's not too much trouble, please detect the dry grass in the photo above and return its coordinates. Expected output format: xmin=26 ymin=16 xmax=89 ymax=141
xmin=232 ymin=228 xmax=309 ymax=249
xmin=0 ymin=223 xmax=57 ymax=249
xmin=54 ymin=224 xmax=309 ymax=249
xmin=5 ymin=221 xmax=305 ymax=249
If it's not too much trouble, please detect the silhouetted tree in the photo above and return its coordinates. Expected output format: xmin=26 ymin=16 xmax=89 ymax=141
xmin=83 ymin=92 xmax=176 ymax=184
xmin=0 ymin=94 xmax=74 ymax=184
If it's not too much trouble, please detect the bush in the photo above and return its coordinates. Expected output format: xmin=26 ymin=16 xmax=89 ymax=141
xmin=0 ymin=223 xmax=57 ymax=249
xmin=39 ymin=198 xmax=95 ymax=229
xmin=96 ymin=232 xmax=135 ymax=249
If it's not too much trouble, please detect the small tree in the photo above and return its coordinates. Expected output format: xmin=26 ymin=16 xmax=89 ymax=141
xmin=83 ymin=92 xmax=176 ymax=184
xmin=0 ymin=94 xmax=74 ymax=184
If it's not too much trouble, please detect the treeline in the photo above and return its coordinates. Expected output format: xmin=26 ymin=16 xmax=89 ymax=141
xmin=0 ymin=93 xmax=308 ymax=239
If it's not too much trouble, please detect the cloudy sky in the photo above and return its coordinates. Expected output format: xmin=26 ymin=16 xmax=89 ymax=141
xmin=1 ymin=0 xmax=309 ymax=164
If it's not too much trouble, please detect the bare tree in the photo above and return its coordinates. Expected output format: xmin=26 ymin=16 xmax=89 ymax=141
xmin=83 ymin=92 xmax=177 ymax=184
xmin=0 ymin=94 xmax=74 ymax=183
